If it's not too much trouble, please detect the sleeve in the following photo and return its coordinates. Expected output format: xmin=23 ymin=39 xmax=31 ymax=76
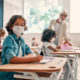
xmin=52 ymin=44 xmax=57 ymax=48
xmin=25 ymin=44 xmax=32 ymax=55
xmin=44 ymin=42 xmax=52 ymax=48
xmin=3 ymin=37 xmax=16 ymax=63
xmin=63 ymin=23 xmax=70 ymax=41
xmin=5 ymin=48 xmax=16 ymax=63
xmin=20 ymin=37 xmax=32 ymax=55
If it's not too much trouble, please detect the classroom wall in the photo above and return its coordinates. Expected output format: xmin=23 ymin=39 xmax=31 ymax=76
xmin=0 ymin=0 xmax=3 ymax=28
xmin=3 ymin=0 xmax=23 ymax=35
xmin=3 ymin=0 xmax=23 ymax=27
xmin=22 ymin=33 xmax=80 ymax=47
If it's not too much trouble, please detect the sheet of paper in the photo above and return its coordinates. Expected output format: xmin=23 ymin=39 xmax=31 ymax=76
xmin=39 ymin=57 xmax=54 ymax=64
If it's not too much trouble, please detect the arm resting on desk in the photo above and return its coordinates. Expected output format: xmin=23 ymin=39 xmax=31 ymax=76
xmin=10 ymin=56 xmax=43 ymax=64
xmin=48 ymin=46 xmax=60 ymax=52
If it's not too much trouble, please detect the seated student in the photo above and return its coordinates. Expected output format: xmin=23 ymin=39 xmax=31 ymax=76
xmin=41 ymin=29 xmax=60 ymax=56
xmin=41 ymin=29 xmax=70 ymax=80
xmin=0 ymin=28 xmax=5 ymax=49
xmin=0 ymin=15 xmax=43 ymax=80
xmin=32 ymin=37 xmax=38 ymax=46
xmin=61 ymin=41 xmax=72 ymax=50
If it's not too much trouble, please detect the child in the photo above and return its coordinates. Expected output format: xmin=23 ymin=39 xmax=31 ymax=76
xmin=0 ymin=15 xmax=43 ymax=80
xmin=0 ymin=28 xmax=5 ymax=49
xmin=32 ymin=37 xmax=38 ymax=46
xmin=41 ymin=29 xmax=60 ymax=56
xmin=41 ymin=29 xmax=70 ymax=80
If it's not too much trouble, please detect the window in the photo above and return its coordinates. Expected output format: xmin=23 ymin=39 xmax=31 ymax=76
xmin=24 ymin=0 xmax=63 ymax=33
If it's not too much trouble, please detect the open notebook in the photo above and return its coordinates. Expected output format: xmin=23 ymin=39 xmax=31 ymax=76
xmin=39 ymin=57 xmax=54 ymax=64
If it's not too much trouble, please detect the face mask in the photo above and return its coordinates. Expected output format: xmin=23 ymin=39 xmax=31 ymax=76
xmin=59 ymin=18 xmax=63 ymax=23
xmin=51 ymin=38 xmax=55 ymax=43
xmin=13 ymin=26 xmax=24 ymax=36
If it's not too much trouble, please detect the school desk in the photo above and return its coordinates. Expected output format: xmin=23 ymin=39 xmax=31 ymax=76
xmin=51 ymin=49 xmax=80 ymax=80
xmin=0 ymin=57 xmax=67 ymax=80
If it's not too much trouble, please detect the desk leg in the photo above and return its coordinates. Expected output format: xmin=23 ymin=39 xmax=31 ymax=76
xmin=72 ymin=55 xmax=78 ymax=80
xmin=48 ymin=68 xmax=63 ymax=80
xmin=67 ymin=59 xmax=75 ymax=80
xmin=62 ymin=55 xmax=77 ymax=80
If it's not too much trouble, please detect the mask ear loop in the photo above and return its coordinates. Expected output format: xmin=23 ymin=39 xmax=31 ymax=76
xmin=24 ymin=26 xmax=27 ymax=31
xmin=21 ymin=26 xmax=27 ymax=35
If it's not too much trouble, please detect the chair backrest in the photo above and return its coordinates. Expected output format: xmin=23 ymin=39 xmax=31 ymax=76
xmin=41 ymin=45 xmax=47 ymax=56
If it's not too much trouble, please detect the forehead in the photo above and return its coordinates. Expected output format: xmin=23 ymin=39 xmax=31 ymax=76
xmin=60 ymin=15 xmax=66 ymax=18
xmin=14 ymin=18 xmax=25 ymax=24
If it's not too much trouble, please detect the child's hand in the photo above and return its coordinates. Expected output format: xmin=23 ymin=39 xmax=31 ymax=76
xmin=55 ymin=49 xmax=60 ymax=52
xmin=64 ymin=41 xmax=72 ymax=46
xmin=36 ymin=56 xmax=43 ymax=62
xmin=56 ymin=46 xmax=61 ymax=49
xmin=68 ymin=42 xmax=72 ymax=46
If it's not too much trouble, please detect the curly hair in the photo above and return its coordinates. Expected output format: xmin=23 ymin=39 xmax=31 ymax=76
xmin=6 ymin=15 xmax=27 ymax=34
xmin=41 ymin=29 xmax=56 ymax=42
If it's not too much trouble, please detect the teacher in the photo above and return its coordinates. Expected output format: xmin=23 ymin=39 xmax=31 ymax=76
xmin=49 ymin=11 xmax=70 ymax=46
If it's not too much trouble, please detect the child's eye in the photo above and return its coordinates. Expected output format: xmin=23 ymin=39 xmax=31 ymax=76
xmin=21 ymin=24 xmax=25 ymax=26
xmin=14 ymin=24 xmax=19 ymax=26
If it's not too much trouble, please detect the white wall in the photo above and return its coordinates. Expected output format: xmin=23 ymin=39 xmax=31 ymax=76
xmin=3 ymin=0 xmax=23 ymax=35
xmin=3 ymin=0 xmax=23 ymax=27
xmin=70 ymin=0 xmax=80 ymax=33
xmin=22 ymin=33 xmax=80 ymax=48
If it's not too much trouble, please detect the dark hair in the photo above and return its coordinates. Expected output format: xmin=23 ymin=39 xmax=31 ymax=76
xmin=6 ymin=15 xmax=26 ymax=34
xmin=41 ymin=29 xmax=56 ymax=42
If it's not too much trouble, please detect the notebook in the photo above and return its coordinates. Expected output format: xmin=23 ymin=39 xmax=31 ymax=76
xmin=39 ymin=57 xmax=54 ymax=64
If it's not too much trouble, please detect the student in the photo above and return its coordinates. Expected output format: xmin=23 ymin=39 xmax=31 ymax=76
xmin=0 ymin=15 xmax=43 ymax=80
xmin=41 ymin=29 xmax=60 ymax=56
xmin=32 ymin=37 xmax=38 ymax=46
xmin=41 ymin=29 xmax=70 ymax=80
xmin=0 ymin=28 xmax=5 ymax=49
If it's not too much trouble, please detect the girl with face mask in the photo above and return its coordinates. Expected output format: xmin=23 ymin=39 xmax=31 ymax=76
xmin=41 ymin=29 xmax=60 ymax=56
xmin=0 ymin=15 xmax=43 ymax=80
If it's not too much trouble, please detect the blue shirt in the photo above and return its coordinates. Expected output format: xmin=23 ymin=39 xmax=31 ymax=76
xmin=0 ymin=33 xmax=32 ymax=80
